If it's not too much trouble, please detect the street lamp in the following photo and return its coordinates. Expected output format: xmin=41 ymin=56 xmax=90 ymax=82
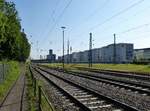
xmin=61 ymin=26 xmax=66 ymax=70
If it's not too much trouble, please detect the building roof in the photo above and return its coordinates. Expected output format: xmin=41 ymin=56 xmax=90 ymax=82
xmin=134 ymin=48 xmax=150 ymax=51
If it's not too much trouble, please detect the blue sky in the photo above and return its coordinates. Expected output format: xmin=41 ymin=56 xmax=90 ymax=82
xmin=7 ymin=0 xmax=150 ymax=59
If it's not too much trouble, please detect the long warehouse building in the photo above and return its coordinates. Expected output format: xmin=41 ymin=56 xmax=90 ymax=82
xmin=62 ymin=43 xmax=134 ymax=63
xmin=134 ymin=48 xmax=150 ymax=63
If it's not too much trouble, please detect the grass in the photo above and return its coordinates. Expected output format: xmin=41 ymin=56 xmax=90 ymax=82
xmin=26 ymin=69 xmax=37 ymax=111
xmin=26 ymin=65 xmax=54 ymax=111
xmin=40 ymin=91 xmax=54 ymax=111
xmin=44 ymin=63 xmax=150 ymax=74
xmin=37 ymin=75 xmax=54 ymax=111
xmin=0 ymin=61 xmax=20 ymax=102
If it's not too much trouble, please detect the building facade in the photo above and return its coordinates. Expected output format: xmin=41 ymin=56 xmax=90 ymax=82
xmin=134 ymin=48 xmax=150 ymax=63
xmin=46 ymin=49 xmax=56 ymax=62
xmin=63 ymin=43 xmax=134 ymax=63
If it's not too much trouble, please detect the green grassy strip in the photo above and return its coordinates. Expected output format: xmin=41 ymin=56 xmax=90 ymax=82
xmin=0 ymin=61 xmax=20 ymax=102
xmin=37 ymin=76 xmax=54 ymax=111
xmin=26 ymin=68 xmax=37 ymax=111
xmin=44 ymin=63 xmax=150 ymax=74
xmin=26 ymin=66 xmax=55 ymax=111
xmin=40 ymin=93 xmax=53 ymax=111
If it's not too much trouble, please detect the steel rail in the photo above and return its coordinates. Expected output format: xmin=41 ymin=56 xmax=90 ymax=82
xmin=75 ymin=66 xmax=150 ymax=81
xmin=35 ymin=66 xmax=139 ymax=111
xmin=63 ymin=70 xmax=150 ymax=95
xmin=39 ymin=65 xmax=150 ymax=93
xmin=31 ymin=66 xmax=91 ymax=111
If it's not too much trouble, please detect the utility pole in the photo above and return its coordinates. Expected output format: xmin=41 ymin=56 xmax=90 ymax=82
xmin=61 ymin=26 xmax=66 ymax=70
xmin=113 ymin=33 xmax=116 ymax=64
xmin=36 ymin=41 xmax=39 ymax=59
xmin=89 ymin=33 xmax=92 ymax=67
xmin=70 ymin=46 xmax=72 ymax=63
xmin=67 ymin=39 xmax=70 ymax=64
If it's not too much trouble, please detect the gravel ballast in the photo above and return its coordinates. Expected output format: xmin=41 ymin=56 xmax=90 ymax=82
xmin=32 ymin=68 xmax=82 ymax=111
xmin=41 ymin=67 xmax=150 ymax=111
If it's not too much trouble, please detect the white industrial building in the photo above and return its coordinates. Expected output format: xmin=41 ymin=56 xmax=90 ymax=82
xmin=63 ymin=43 xmax=134 ymax=63
xmin=134 ymin=48 xmax=150 ymax=63
xmin=99 ymin=43 xmax=134 ymax=63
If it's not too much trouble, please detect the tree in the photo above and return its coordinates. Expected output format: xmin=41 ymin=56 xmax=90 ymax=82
xmin=19 ymin=31 xmax=30 ymax=61
xmin=0 ymin=1 xmax=30 ymax=61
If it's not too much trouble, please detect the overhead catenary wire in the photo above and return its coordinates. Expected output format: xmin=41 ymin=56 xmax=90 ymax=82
xmin=71 ymin=0 xmax=110 ymax=32
xmin=39 ymin=0 xmax=73 ymax=53
xmin=87 ymin=4 xmax=150 ymax=43
xmin=51 ymin=0 xmax=61 ymax=22
xmin=98 ymin=22 xmax=150 ymax=42
xmin=89 ymin=0 xmax=145 ymax=31
xmin=95 ymin=5 xmax=150 ymax=35
xmin=75 ymin=0 xmax=145 ymax=38
xmin=85 ymin=0 xmax=110 ymax=20
xmin=46 ymin=0 xmax=73 ymax=37
xmin=117 ymin=22 xmax=150 ymax=35
xmin=39 ymin=0 xmax=61 ymax=43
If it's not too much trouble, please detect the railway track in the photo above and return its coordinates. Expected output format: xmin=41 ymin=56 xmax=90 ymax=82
xmin=75 ymin=67 xmax=150 ymax=81
xmin=32 ymin=65 xmax=139 ymax=111
xmin=39 ymin=66 xmax=150 ymax=96
xmin=63 ymin=70 xmax=150 ymax=96
xmin=30 ymin=66 xmax=83 ymax=111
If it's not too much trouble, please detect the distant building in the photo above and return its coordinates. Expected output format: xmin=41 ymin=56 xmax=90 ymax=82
xmin=40 ymin=55 xmax=43 ymax=60
xmin=46 ymin=49 xmax=56 ymax=62
xmin=63 ymin=43 xmax=134 ymax=63
xmin=57 ymin=56 xmax=62 ymax=62
xmin=98 ymin=43 xmax=134 ymax=63
xmin=134 ymin=48 xmax=150 ymax=63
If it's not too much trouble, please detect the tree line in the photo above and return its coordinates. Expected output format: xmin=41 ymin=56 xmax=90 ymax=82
xmin=0 ymin=0 xmax=30 ymax=61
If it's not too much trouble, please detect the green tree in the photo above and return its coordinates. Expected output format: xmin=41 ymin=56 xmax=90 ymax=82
xmin=0 ymin=1 xmax=30 ymax=61
xmin=19 ymin=31 xmax=30 ymax=61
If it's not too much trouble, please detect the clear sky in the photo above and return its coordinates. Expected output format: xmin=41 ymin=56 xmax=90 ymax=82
xmin=7 ymin=0 xmax=150 ymax=59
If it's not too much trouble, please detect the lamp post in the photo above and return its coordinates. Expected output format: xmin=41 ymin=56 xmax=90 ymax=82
xmin=61 ymin=26 xmax=66 ymax=70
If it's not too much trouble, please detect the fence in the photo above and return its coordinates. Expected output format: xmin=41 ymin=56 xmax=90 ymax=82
xmin=30 ymin=66 xmax=55 ymax=111
xmin=38 ymin=86 xmax=55 ymax=111
xmin=0 ymin=63 xmax=9 ymax=83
